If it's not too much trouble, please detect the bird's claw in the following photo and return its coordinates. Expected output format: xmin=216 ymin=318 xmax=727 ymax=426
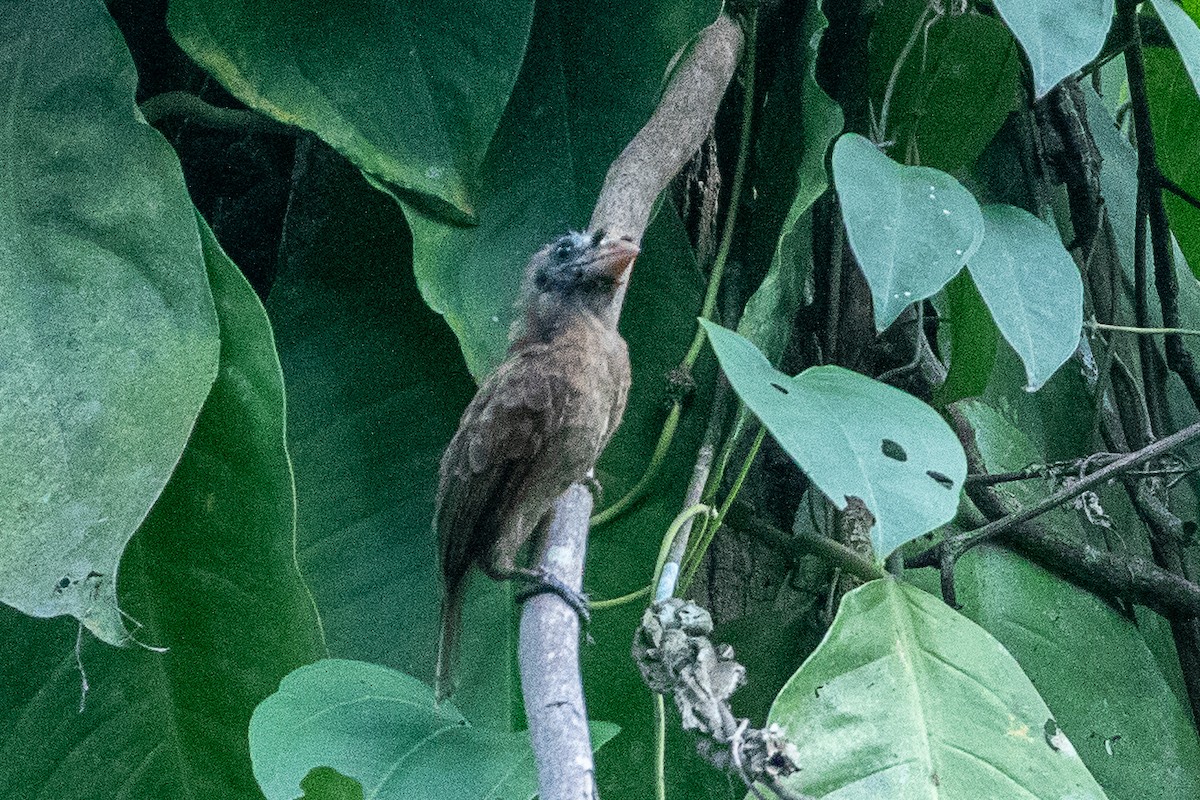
xmin=515 ymin=571 xmax=591 ymax=624
xmin=582 ymin=475 xmax=603 ymax=504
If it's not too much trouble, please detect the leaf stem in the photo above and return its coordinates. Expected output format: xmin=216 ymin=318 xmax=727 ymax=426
xmin=590 ymin=585 xmax=651 ymax=611
xmin=1088 ymin=320 xmax=1200 ymax=337
xmin=591 ymin=403 xmax=682 ymax=526
xmin=680 ymin=425 xmax=767 ymax=592
xmin=655 ymin=503 xmax=717 ymax=600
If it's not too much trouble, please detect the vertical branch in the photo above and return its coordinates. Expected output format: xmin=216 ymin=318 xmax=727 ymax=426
xmin=1121 ymin=0 xmax=1200 ymax=413
xmin=1115 ymin=0 xmax=1200 ymax=729
xmin=521 ymin=14 xmax=745 ymax=799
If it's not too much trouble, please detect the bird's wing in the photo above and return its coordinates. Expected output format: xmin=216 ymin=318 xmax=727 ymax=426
xmin=436 ymin=343 xmax=579 ymax=584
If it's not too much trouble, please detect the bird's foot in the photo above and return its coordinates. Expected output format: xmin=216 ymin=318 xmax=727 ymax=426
xmin=582 ymin=475 xmax=603 ymax=504
xmin=514 ymin=570 xmax=591 ymax=624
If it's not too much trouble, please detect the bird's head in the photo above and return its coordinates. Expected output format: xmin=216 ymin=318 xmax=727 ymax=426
xmin=519 ymin=229 xmax=640 ymax=329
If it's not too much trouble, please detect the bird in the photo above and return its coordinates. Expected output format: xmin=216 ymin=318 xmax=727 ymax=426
xmin=434 ymin=228 xmax=639 ymax=702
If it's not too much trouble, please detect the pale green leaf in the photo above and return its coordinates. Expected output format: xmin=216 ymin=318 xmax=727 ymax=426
xmin=993 ymin=0 xmax=1114 ymax=98
xmin=832 ymin=132 xmax=984 ymax=331
xmin=967 ymin=204 xmax=1083 ymax=391
xmin=249 ymin=659 xmax=618 ymax=800
xmin=0 ymin=0 xmax=219 ymax=644
xmin=701 ymin=322 xmax=965 ymax=558
xmin=766 ymin=579 xmax=1108 ymax=799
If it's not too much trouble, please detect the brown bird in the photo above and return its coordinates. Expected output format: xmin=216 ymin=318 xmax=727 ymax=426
xmin=434 ymin=229 xmax=639 ymax=702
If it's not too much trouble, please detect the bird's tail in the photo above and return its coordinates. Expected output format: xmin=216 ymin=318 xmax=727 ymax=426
xmin=435 ymin=581 xmax=464 ymax=704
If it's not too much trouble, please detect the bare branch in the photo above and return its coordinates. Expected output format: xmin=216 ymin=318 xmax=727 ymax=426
xmin=521 ymin=13 xmax=745 ymax=799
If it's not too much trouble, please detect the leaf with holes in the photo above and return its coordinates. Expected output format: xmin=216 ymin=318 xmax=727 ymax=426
xmin=249 ymin=659 xmax=619 ymax=800
xmin=701 ymin=321 xmax=965 ymax=558
xmin=763 ymin=579 xmax=1108 ymax=799
xmin=967 ymin=204 xmax=1083 ymax=391
xmin=832 ymin=133 xmax=984 ymax=331
xmin=993 ymin=0 xmax=1114 ymax=98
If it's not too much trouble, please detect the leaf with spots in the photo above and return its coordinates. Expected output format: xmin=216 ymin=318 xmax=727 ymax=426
xmin=701 ymin=321 xmax=965 ymax=559
xmin=832 ymin=133 xmax=984 ymax=331
xmin=764 ymin=579 xmax=1109 ymax=799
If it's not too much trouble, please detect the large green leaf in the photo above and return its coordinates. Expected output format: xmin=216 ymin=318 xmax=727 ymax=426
xmin=0 ymin=219 xmax=325 ymax=798
xmin=262 ymin=147 xmax=503 ymax=719
xmin=168 ymin=0 xmax=534 ymax=221
xmin=250 ymin=659 xmax=618 ymax=800
xmin=868 ymin=2 xmax=1020 ymax=172
xmin=832 ymin=132 xmax=984 ymax=331
xmin=0 ymin=0 xmax=220 ymax=644
xmin=766 ymin=579 xmax=1107 ymax=799
xmin=701 ymin=322 xmax=965 ymax=558
xmin=992 ymin=0 xmax=1114 ymax=98
xmin=937 ymin=401 xmax=1200 ymax=800
xmin=967 ymin=204 xmax=1083 ymax=391
xmin=406 ymin=0 xmax=716 ymax=377
xmin=1153 ymin=0 xmax=1200 ymax=98
xmin=1145 ymin=46 xmax=1200 ymax=280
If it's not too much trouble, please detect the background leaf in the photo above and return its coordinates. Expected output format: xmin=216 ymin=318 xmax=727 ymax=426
xmin=916 ymin=400 xmax=1200 ymax=800
xmin=936 ymin=270 xmax=1000 ymax=405
xmin=992 ymin=0 xmax=1114 ymax=98
xmin=832 ymin=132 xmax=984 ymax=331
xmin=405 ymin=0 xmax=717 ymax=377
xmin=702 ymin=321 xmax=966 ymax=557
xmin=0 ymin=218 xmax=324 ymax=799
xmin=168 ymin=0 xmax=534 ymax=221
xmin=739 ymin=0 xmax=843 ymax=364
xmin=263 ymin=146 xmax=499 ymax=719
xmin=869 ymin=2 xmax=1020 ymax=172
xmin=0 ymin=0 xmax=219 ymax=644
xmin=249 ymin=659 xmax=620 ymax=800
xmin=1152 ymin=0 xmax=1200 ymax=98
xmin=1144 ymin=45 xmax=1200 ymax=280
xmin=767 ymin=579 xmax=1108 ymax=799
xmin=967 ymin=204 xmax=1083 ymax=391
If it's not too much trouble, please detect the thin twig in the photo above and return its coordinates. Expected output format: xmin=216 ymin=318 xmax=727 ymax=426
xmin=726 ymin=502 xmax=887 ymax=584
xmin=1159 ymin=171 xmax=1200 ymax=212
xmin=907 ymin=420 xmax=1200 ymax=570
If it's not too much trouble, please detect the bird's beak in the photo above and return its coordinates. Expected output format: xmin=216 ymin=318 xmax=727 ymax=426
xmin=593 ymin=236 xmax=640 ymax=282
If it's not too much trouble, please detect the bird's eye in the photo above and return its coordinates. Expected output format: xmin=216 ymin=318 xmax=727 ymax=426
xmin=554 ymin=241 xmax=573 ymax=260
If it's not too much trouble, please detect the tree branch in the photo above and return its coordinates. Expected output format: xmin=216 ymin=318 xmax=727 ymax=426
xmin=521 ymin=13 xmax=745 ymax=799
xmin=1120 ymin=0 xmax=1200 ymax=413
xmin=906 ymin=420 xmax=1200 ymax=582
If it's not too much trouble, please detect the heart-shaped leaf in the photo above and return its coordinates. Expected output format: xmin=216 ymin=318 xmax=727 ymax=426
xmin=967 ymin=204 xmax=1083 ymax=391
xmin=993 ymin=0 xmax=1114 ymax=98
xmin=764 ymin=579 xmax=1108 ymax=799
xmin=249 ymin=659 xmax=618 ymax=800
xmin=832 ymin=132 xmax=984 ymax=331
xmin=702 ymin=321 xmax=965 ymax=558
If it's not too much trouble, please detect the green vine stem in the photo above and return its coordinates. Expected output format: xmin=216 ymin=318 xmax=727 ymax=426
xmin=591 ymin=403 xmax=682 ymax=526
xmin=680 ymin=425 xmax=767 ymax=592
xmin=654 ymin=503 xmax=718 ymax=600
xmin=1087 ymin=320 xmax=1200 ymax=337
